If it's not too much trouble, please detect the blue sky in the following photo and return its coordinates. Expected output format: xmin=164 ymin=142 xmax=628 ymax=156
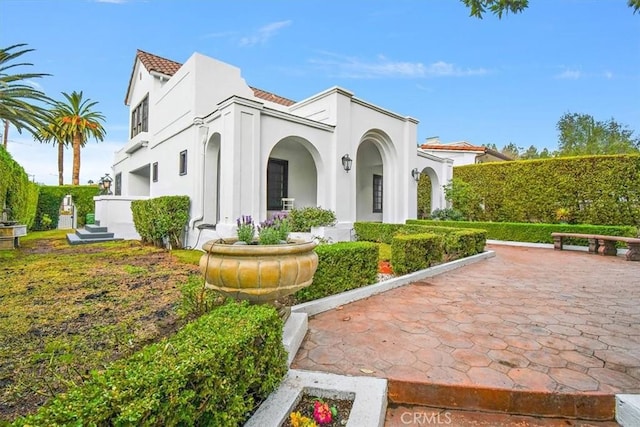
xmin=3 ymin=0 xmax=639 ymax=185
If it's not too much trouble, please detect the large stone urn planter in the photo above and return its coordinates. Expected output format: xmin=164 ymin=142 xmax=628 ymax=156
xmin=199 ymin=240 xmax=318 ymax=304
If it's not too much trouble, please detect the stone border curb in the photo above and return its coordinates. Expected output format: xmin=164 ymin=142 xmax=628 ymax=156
xmin=245 ymin=370 xmax=387 ymax=427
xmin=292 ymin=250 xmax=495 ymax=317
xmin=617 ymin=394 xmax=640 ymax=426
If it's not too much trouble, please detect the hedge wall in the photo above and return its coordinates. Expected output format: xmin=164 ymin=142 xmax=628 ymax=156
xmin=453 ymin=154 xmax=640 ymax=226
xmin=407 ymin=219 xmax=638 ymax=245
xmin=354 ymin=222 xmax=487 ymax=275
xmin=34 ymin=185 xmax=100 ymax=230
xmin=295 ymin=241 xmax=378 ymax=303
xmin=131 ymin=196 xmax=190 ymax=249
xmin=0 ymin=147 xmax=39 ymax=228
xmin=14 ymin=302 xmax=287 ymax=427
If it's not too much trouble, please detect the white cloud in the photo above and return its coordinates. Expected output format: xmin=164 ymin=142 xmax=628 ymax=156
xmin=239 ymin=20 xmax=292 ymax=47
xmin=310 ymin=52 xmax=487 ymax=79
xmin=555 ymin=69 xmax=582 ymax=79
xmin=604 ymin=71 xmax=614 ymax=79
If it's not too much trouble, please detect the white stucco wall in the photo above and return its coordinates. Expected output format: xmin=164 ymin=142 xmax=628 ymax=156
xmin=107 ymin=52 xmax=450 ymax=247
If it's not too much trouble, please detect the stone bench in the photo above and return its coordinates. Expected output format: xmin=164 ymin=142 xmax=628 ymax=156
xmin=551 ymin=232 xmax=640 ymax=261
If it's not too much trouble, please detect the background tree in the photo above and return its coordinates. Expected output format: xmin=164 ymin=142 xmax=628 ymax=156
xmin=461 ymin=0 xmax=640 ymax=18
xmin=556 ymin=112 xmax=639 ymax=156
xmin=0 ymin=43 xmax=52 ymax=148
xmin=51 ymin=91 xmax=106 ymax=185
xmin=500 ymin=142 xmax=521 ymax=159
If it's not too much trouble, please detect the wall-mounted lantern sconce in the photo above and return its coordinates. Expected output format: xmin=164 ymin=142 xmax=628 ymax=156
xmin=99 ymin=173 xmax=113 ymax=195
xmin=341 ymin=154 xmax=353 ymax=173
xmin=411 ymin=168 xmax=421 ymax=182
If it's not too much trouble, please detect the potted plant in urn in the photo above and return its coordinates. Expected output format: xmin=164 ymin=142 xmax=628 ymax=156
xmin=199 ymin=213 xmax=318 ymax=318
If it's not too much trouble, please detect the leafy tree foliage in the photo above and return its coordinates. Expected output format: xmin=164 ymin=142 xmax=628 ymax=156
xmin=0 ymin=44 xmax=53 ymax=146
xmin=556 ymin=113 xmax=639 ymax=156
xmin=461 ymin=0 xmax=640 ymax=18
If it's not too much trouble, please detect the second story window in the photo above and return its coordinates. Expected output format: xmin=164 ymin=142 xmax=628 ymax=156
xmin=152 ymin=162 xmax=158 ymax=182
xmin=131 ymin=95 xmax=148 ymax=138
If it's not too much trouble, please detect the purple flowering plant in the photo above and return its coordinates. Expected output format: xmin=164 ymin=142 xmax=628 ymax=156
xmin=236 ymin=215 xmax=255 ymax=244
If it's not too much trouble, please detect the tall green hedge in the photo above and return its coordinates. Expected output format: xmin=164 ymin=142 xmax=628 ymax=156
xmin=34 ymin=185 xmax=100 ymax=230
xmin=294 ymin=242 xmax=379 ymax=303
xmin=407 ymin=219 xmax=638 ymax=244
xmin=0 ymin=147 xmax=39 ymax=228
xmin=453 ymin=154 xmax=640 ymax=226
xmin=13 ymin=302 xmax=287 ymax=427
xmin=131 ymin=196 xmax=190 ymax=248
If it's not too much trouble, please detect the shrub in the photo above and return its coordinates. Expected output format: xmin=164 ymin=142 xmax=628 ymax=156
xmin=287 ymin=207 xmax=336 ymax=232
xmin=430 ymin=207 xmax=465 ymax=221
xmin=391 ymin=233 xmax=444 ymax=275
xmin=453 ymin=154 xmax=640 ymax=226
xmin=406 ymin=219 xmax=638 ymax=245
xmin=353 ymin=223 xmax=404 ymax=244
xmin=131 ymin=196 xmax=190 ymax=248
xmin=0 ymin=147 xmax=40 ymax=229
xmin=14 ymin=302 xmax=287 ymax=427
xmin=294 ymin=242 xmax=378 ymax=303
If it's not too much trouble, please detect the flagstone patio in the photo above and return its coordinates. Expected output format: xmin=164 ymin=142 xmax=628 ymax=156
xmin=291 ymin=244 xmax=640 ymax=421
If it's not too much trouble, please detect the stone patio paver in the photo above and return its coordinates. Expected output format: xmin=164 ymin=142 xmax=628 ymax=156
xmin=292 ymin=245 xmax=640 ymax=397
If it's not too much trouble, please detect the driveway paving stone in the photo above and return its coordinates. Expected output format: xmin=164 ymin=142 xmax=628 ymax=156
xmin=291 ymin=244 xmax=640 ymax=420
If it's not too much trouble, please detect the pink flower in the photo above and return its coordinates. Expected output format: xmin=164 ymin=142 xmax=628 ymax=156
xmin=313 ymin=401 xmax=333 ymax=425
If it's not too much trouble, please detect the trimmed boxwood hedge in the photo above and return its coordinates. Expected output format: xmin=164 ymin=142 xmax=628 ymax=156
xmin=13 ymin=302 xmax=287 ymax=427
xmin=453 ymin=154 xmax=640 ymax=226
xmin=406 ymin=219 xmax=638 ymax=245
xmin=391 ymin=233 xmax=444 ymax=275
xmin=354 ymin=222 xmax=487 ymax=275
xmin=132 ymin=196 xmax=190 ymax=248
xmin=295 ymin=241 xmax=378 ymax=303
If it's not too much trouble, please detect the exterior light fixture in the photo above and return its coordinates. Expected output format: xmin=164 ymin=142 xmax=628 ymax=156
xmin=98 ymin=177 xmax=105 ymax=194
xmin=341 ymin=154 xmax=352 ymax=173
xmin=411 ymin=168 xmax=421 ymax=182
xmin=102 ymin=173 xmax=113 ymax=195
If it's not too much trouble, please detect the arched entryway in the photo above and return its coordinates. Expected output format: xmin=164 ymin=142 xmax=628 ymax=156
xmin=266 ymin=136 xmax=320 ymax=217
xmin=203 ymin=132 xmax=221 ymax=225
xmin=420 ymin=166 xmax=440 ymax=214
xmin=356 ymin=130 xmax=396 ymax=222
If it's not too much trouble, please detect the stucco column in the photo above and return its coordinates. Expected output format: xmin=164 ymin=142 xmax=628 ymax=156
xmin=217 ymin=97 xmax=263 ymax=233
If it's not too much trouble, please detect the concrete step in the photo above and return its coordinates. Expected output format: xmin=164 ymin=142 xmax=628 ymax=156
xmin=66 ymin=233 xmax=123 ymax=245
xmin=74 ymin=229 xmax=115 ymax=240
xmin=84 ymin=224 xmax=108 ymax=233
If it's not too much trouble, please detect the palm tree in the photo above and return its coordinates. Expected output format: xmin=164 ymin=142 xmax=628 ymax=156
xmin=0 ymin=43 xmax=53 ymax=148
xmin=51 ymin=91 xmax=106 ymax=185
xmin=34 ymin=122 xmax=69 ymax=185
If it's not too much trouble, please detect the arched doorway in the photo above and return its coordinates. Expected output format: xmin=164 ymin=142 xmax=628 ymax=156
xmin=204 ymin=132 xmax=221 ymax=225
xmin=266 ymin=136 xmax=319 ymax=217
xmin=356 ymin=129 xmax=396 ymax=222
xmin=419 ymin=167 xmax=440 ymax=214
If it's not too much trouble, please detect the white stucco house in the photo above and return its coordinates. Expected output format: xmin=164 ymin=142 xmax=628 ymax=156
xmin=94 ymin=50 xmax=453 ymax=248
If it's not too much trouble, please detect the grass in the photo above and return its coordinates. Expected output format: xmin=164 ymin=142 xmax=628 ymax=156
xmin=0 ymin=230 xmax=211 ymax=422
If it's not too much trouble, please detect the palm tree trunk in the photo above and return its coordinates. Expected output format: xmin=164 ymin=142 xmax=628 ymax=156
xmin=72 ymin=132 xmax=81 ymax=185
xmin=58 ymin=143 xmax=64 ymax=185
xmin=2 ymin=120 xmax=8 ymax=149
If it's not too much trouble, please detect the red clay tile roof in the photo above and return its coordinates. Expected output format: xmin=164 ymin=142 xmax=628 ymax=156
xmin=136 ymin=49 xmax=182 ymax=76
xmin=420 ymin=144 xmax=513 ymax=161
xmin=250 ymin=86 xmax=296 ymax=106
xmin=125 ymin=49 xmax=295 ymax=107
xmin=420 ymin=144 xmax=486 ymax=152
